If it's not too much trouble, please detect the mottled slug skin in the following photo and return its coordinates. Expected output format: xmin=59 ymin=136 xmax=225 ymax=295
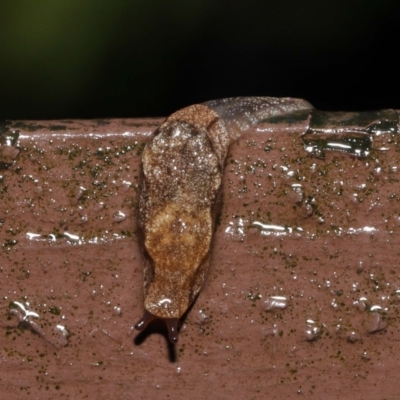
xmin=135 ymin=97 xmax=313 ymax=343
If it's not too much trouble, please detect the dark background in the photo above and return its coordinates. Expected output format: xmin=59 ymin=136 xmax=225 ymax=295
xmin=0 ymin=1 xmax=399 ymax=120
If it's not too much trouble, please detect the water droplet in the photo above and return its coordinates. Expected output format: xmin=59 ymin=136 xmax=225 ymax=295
xmin=26 ymin=232 xmax=45 ymax=241
xmin=122 ymin=180 xmax=132 ymax=191
xmin=370 ymin=304 xmax=382 ymax=312
xmin=8 ymin=300 xmax=69 ymax=348
xmin=302 ymin=131 xmax=371 ymax=158
xmin=330 ymin=298 xmax=339 ymax=310
xmin=351 ymin=282 xmax=359 ymax=292
xmin=366 ymin=312 xmax=387 ymax=333
xmin=9 ymin=300 xmax=39 ymax=320
xmin=53 ymin=324 xmax=69 ymax=348
xmin=362 ymin=350 xmax=370 ymax=360
xmin=224 ymin=218 xmax=246 ymax=241
xmin=347 ymin=331 xmax=360 ymax=343
xmin=301 ymin=109 xmax=398 ymax=158
xmin=63 ymin=231 xmax=82 ymax=244
xmin=113 ymin=210 xmax=126 ymax=222
xmin=75 ymin=186 xmax=88 ymax=202
xmin=304 ymin=320 xmax=322 ymax=341
xmin=252 ymin=221 xmax=301 ymax=237
xmin=324 ymin=279 xmax=331 ymax=288
xmin=193 ymin=309 xmax=210 ymax=325
xmin=264 ymin=296 xmax=288 ymax=311
xmin=262 ymin=323 xmax=280 ymax=337
xmin=353 ymin=296 xmax=368 ymax=311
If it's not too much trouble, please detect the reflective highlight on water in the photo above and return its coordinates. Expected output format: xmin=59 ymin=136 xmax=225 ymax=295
xmin=26 ymin=230 xmax=129 ymax=245
xmin=304 ymin=319 xmax=322 ymax=341
xmin=301 ymin=109 xmax=399 ymax=158
xmin=8 ymin=300 xmax=69 ymax=348
xmin=264 ymin=296 xmax=288 ymax=311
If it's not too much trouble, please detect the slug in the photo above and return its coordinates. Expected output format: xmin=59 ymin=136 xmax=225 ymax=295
xmin=135 ymin=97 xmax=313 ymax=343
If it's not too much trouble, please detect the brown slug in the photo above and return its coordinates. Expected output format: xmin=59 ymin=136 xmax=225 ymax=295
xmin=135 ymin=97 xmax=313 ymax=343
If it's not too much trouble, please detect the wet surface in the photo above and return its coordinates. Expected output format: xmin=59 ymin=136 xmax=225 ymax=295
xmin=1 ymin=111 xmax=400 ymax=398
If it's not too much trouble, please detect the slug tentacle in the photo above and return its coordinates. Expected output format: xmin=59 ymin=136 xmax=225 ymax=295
xmin=135 ymin=310 xmax=156 ymax=332
xmin=135 ymin=97 xmax=313 ymax=344
xmin=165 ymin=318 xmax=179 ymax=343
xmin=135 ymin=310 xmax=180 ymax=343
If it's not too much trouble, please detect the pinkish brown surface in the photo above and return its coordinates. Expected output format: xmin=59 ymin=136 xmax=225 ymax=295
xmin=1 ymin=114 xmax=400 ymax=399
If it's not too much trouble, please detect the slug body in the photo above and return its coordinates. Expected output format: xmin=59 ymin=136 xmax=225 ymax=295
xmin=135 ymin=97 xmax=313 ymax=343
